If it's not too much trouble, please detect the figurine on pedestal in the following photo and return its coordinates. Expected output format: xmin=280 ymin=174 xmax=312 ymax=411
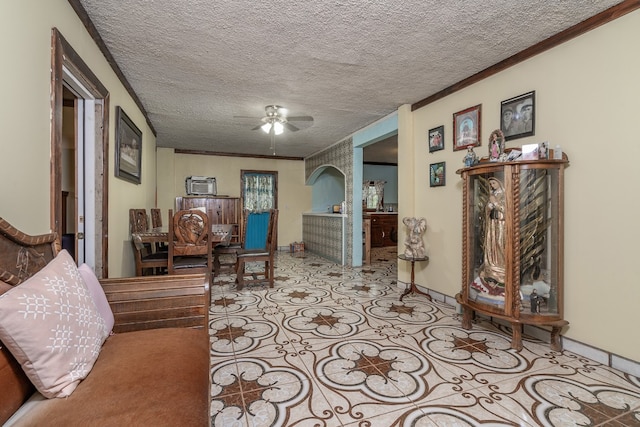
xmin=402 ymin=217 xmax=427 ymax=258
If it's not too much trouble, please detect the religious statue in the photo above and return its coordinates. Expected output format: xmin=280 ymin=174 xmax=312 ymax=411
xmin=488 ymin=129 xmax=505 ymax=162
xmin=479 ymin=177 xmax=506 ymax=285
xmin=529 ymin=289 xmax=542 ymax=313
xmin=463 ymin=147 xmax=478 ymax=167
xmin=403 ymin=217 xmax=427 ymax=258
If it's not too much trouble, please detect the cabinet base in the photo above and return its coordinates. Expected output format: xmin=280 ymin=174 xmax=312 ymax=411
xmin=456 ymin=293 xmax=568 ymax=352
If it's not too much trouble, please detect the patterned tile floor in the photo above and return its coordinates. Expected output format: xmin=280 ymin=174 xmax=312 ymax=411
xmin=209 ymin=247 xmax=640 ymax=427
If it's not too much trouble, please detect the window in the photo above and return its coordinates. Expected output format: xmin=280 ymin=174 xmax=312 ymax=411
xmin=241 ymin=170 xmax=278 ymax=211
xmin=363 ymin=180 xmax=385 ymax=211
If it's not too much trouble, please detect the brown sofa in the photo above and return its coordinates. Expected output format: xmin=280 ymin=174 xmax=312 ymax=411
xmin=0 ymin=217 xmax=209 ymax=426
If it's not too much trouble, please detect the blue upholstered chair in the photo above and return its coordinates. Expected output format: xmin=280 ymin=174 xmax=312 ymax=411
xmin=235 ymin=209 xmax=278 ymax=290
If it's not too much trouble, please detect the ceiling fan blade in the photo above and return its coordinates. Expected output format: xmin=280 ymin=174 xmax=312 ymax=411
xmin=283 ymin=122 xmax=300 ymax=132
xmin=251 ymin=124 xmax=262 ymax=131
xmin=287 ymin=115 xmax=313 ymax=122
xmin=234 ymin=115 xmax=261 ymax=119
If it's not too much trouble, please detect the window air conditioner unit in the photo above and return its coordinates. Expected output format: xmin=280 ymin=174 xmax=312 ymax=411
xmin=185 ymin=176 xmax=217 ymax=196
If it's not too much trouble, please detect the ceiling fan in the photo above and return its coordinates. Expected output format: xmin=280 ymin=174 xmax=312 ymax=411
xmin=236 ymin=105 xmax=313 ymax=155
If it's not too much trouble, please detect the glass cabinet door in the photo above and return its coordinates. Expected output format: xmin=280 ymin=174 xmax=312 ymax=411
xmin=518 ymin=166 xmax=561 ymax=318
xmin=466 ymin=170 xmax=508 ymax=314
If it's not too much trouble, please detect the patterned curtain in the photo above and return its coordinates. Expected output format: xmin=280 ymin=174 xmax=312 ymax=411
xmin=243 ymin=173 xmax=275 ymax=211
xmin=374 ymin=180 xmax=385 ymax=211
xmin=363 ymin=180 xmax=385 ymax=211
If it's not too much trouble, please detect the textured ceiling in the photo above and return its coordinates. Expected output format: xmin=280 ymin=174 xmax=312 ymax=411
xmin=77 ymin=0 xmax=621 ymax=160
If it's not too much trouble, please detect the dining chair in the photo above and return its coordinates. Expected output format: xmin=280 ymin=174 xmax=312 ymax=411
xmin=235 ymin=209 xmax=278 ymax=290
xmin=150 ymin=207 xmax=168 ymax=252
xmin=167 ymin=209 xmax=213 ymax=284
xmin=129 ymin=208 xmax=168 ymax=276
xmin=130 ymin=208 xmax=150 ymax=235
xmin=212 ymin=227 xmax=241 ymax=277
xmin=150 ymin=208 xmax=162 ymax=229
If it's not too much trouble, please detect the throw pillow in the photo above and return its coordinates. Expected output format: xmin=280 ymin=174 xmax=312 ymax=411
xmin=78 ymin=264 xmax=114 ymax=334
xmin=0 ymin=250 xmax=108 ymax=398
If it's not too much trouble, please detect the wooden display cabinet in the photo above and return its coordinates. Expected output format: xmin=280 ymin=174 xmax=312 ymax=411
xmin=456 ymin=158 xmax=569 ymax=351
xmin=175 ymin=196 xmax=240 ymax=243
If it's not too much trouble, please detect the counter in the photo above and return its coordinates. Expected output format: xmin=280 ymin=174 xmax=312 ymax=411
xmin=303 ymin=212 xmax=348 ymax=218
xmin=302 ymin=212 xmax=346 ymax=265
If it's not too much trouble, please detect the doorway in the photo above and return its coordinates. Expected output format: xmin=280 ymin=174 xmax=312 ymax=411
xmin=51 ymin=28 xmax=109 ymax=277
xmin=241 ymin=170 xmax=278 ymax=247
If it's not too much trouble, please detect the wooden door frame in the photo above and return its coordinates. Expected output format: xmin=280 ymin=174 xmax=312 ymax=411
xmin=51 ymin=28 xmax=110 ymax=277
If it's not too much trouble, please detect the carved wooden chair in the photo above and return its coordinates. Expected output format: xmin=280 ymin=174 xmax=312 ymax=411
xmin=150 ymin=207 xmax=168 ymax=252
xmin=150 ymin=208 xmax=162 ymax=229
xmin=235 ymin=209 xmax=278 ymax=290
xmin=213 ymin=227 xmax=241 ymax=277
xmin=167 ymin=209 xmax=212 ymax=285
xmin=130 ymin=209 xmax=149 ymax=235
xmin=129 ymin=208 xmax=168 ymax=276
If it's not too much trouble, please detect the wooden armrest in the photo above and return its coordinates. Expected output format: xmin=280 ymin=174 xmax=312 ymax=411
xmin=100 ymin=273 xmax=209 ymax=333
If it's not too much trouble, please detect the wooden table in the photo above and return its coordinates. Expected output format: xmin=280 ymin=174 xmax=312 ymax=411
xmin=132 ymin=225 xmax=232 ymax=251
xmin=398 ymin=254 xmax=431 ymax=301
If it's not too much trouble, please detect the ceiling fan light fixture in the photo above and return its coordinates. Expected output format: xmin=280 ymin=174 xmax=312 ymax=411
xmin=261 ymin=122 xmax=272 ymax=134
xmin=273 ymin=121 xmax=284 ymax=135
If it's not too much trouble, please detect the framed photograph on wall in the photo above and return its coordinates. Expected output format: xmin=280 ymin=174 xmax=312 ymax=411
xmin=115 ymin=106 xmax=142 ymax=184
xmin=500 ymin=91 xmax=535 ymax=141
xmin=453 ymin=104 xmax=481 ymax=151
xmin=429 ymin=161 xmax=446 ymax=187
xmin=428 ymin=125 xmax=444 ymax=152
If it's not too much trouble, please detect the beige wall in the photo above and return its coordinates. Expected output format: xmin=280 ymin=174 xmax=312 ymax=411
xmin=0 ymin=0 xmax=157 ymax=277
xmin=400 ymin=10 xmax=640 ymax=362
xmin=156 ymin=148 xmax=312 ymax=253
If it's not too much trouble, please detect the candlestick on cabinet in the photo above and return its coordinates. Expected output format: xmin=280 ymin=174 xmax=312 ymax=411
xmin=456 ymin=157 xmax=569 ymax=351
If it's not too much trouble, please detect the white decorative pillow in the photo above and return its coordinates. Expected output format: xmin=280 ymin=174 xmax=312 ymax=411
xmin=0 ymin=250 xmax=108 ymax=398
xmin=78 ymin=264 xmax=114 ymax=334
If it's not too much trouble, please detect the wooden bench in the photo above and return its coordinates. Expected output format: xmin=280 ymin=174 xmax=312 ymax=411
xmin=0 ymin=217 xmax=210 ymax=426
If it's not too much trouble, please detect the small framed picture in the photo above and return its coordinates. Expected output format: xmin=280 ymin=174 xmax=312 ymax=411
xmin=429 ymin=161 xmax=446 ymax=187
xmin=115 ymin=106 xmax=142 ymax=184
xmin=453 ymin=104 xmax=481 ymax=151
xmin=539 ymin=141 xmax=549 ymax=159
xmin=521 ymin=143 xmax=539 ymax=161
xmin=500 ymin=91 xmax=535 ymax=141
xmin=428 ymin=125 xmax=444 ymax=152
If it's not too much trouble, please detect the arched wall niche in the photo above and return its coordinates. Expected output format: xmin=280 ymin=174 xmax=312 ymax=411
xmin=306 ymin=164 xmax=346 ymax=213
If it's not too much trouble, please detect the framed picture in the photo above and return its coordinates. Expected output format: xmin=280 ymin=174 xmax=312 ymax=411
xmin=428 ymin=125 xmax=444 ymax=152
xmin=453 ymin=104 xmax=481 ymax=151
xmin=429 ymin=161 xmax=446 ymax=187
xmin=115 ymin=106 xmax=142 ymax=184
xmin=500 ymin=91 xmax=535 ymax=141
